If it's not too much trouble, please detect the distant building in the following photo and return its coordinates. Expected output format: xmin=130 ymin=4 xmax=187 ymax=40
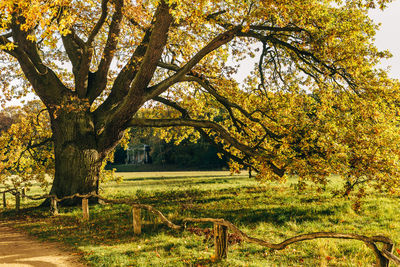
xmin=125 ymin=144 xmax=152 ymax=164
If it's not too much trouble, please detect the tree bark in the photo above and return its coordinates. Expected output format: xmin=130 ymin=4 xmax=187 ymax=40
xmin=50 ymin=140 xmax=103 ymax=204
xmin=47 ymin=107 xmax=113 ymax=206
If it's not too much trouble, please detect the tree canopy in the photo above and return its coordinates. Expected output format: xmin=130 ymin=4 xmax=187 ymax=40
xmin=0 ymin=0 xmax=399 ymax=199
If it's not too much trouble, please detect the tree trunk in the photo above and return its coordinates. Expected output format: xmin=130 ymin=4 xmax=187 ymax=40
xmin=50 ymin=140 xmax=103 ymax=205
xmin=46 ymin=106 xmax=114 ymax=206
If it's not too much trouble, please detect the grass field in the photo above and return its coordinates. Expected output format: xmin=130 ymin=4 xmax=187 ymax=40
xmin=1 ymin=171 xmax=400 ymax=266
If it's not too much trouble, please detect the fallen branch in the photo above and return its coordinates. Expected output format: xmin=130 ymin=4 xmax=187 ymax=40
xmin=183 ymin=218 xmax=397 ymax=267
xmin=382 ymin=249 xmax=400 ymax=265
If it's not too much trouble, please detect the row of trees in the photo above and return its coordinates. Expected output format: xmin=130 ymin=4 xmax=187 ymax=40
xmin=0 ymin=0 xmax=400 ymax=203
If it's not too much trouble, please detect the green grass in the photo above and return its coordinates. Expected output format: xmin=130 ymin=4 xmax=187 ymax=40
xmin=1 ymin=171 xmax=399 ymax=266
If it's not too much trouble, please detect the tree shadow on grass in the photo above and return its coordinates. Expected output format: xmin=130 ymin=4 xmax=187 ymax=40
xmin=123 ymin=175 xmax=246 ymax=182
xmin=185 ymin=205 xmax=339 ymax=226
xmin=0 ymin=183 xmax=345 ymax=260
xmin=0 ymin=200 xmax=346 ymax=262
xmin=118 ymin=188 xmax=237 ymax=206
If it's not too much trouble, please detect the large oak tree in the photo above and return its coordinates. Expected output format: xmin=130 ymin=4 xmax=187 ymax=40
xmin=0 ymin=0 xmax=399 ymax=202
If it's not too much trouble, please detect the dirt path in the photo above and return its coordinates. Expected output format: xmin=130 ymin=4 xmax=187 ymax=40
xmin=0 ymin=222 xmax=86 ymax=267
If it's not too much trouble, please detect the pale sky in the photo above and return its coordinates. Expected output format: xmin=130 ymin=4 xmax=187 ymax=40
xmin=234 ymin=3 xmax=400 ymax=84
xmin=369 ymin=1 xmax=400 ymax=79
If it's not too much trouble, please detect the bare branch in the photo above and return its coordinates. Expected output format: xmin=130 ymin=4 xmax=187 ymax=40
xmin=152 ymin=96 xmax=190 ymax=118
xmin=27 ymin=137 xmax=53 ymax=149
xmin=157 ymin=61 xmax=180 ymax=71
xmin=151 ymin=96 xmax=258 ymax=171
xmin=205 ymin=10 xmax=227 ymax=20
xmin=206 ymin=14 xmax=355 ymax=89
xmin=129 ymin=117 xmax=253 ymax=152
xmin=184 ymin=217 xmax=392 ymax=265
xmin=182 ymin=75 xmax=283 ymax=140
xmin=237 ymin=30 xmax=355 ymax=88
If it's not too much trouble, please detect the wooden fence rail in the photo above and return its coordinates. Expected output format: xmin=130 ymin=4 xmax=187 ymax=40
xmin=1 ymin=188 xmax=399 ymax=266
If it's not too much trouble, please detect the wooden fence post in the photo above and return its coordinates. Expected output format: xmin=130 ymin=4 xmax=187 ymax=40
xmin=2 ymin=192 xmax=6 ymax=209
xmin=50 ymin=197 xmax=58 ymax=216
xmin=82 ymin=198 xmax=89 ymax=221
xmin=132 ymin=207 xmax=141 ymax=235
xmin=21 ymin=188 xmax=26 ymax=201
xmin=214 ymin=223 xmax=228 ymax=260
xmin=15 ymin=191 xmax=20 ymax=211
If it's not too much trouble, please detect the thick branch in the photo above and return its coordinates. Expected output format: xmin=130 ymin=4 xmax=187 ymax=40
xmin=382 ymin=250 xmax=400 ymax=265
xmin=118 ymin=2 xmax=172 ymax=103
xmin=145 ymin=27 xmax=239 ymax=100
xmin=10 ymin=16 xmax=70 ymax=106
xmin=61 ymin=29 xmax=91 ymax=98
xmin=128 ymin=17 xmax=147 ymax=32
xmin=87 ymin=0 xmax=123 ymax=102
xmin=92 ymin=28 xmax=152 ymax=107
xmin=61 ymin=30 xmax=85 ymax=69
xmin=95 ymin=1 xmax=173 ymax=147
xmin=0 ymin=32 xmax=12 ymax=39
